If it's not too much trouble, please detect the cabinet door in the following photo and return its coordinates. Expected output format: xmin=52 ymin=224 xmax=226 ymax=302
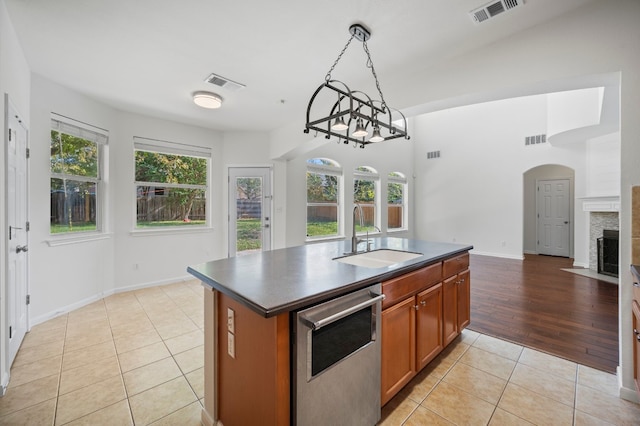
xmin=457 ymin=269 xmax=471 ymax=331
xmin=443 ymin=275 xmax=458 ymax=346
xmin=381 ymin=296 xmax=416 ymax=406
xmin=416 ymin=283 xmax=443 ymax=370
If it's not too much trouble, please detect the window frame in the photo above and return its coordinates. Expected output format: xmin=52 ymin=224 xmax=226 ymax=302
xmin=353 ymin=166 xmax=380 ymax=235
xmin=387 ymin=171 xmax=408 ymax=232
xmin=133 ymin=137 xmax=211 ymax=231
xmin=49 ymin=114 xmax=108 ymax=236
xmin=306 ymin=159 xmax=343 ymax=241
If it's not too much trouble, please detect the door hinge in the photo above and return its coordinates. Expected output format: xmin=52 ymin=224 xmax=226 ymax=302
xmin=26 ymin=148 xmax=30 ymax=159
xmin=26 ymin=221 xmax=30 ymax=232
xmin=9 ymin=326 xmax=12 ymax=339
xmin=8 ymin=129 xmax=11 ymax=142
xmin=26 ymin=295 xmax=31 ymax=305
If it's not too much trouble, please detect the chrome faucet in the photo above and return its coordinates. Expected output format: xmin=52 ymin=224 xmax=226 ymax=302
xmin=351 ymin=204 xmax=364 ymax=254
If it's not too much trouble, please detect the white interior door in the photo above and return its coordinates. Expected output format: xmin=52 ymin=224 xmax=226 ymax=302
xmin=537 ymin=178 xmax=570 ymax=257
xmin=6 ymin=98 xmax=29 ymax=366
xmin=228 ymin=167 xmax=272 ymax=257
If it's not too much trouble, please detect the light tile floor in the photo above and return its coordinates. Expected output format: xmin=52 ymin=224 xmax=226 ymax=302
xmin=381 ymin=330 xmax=640 ymax=426
xmin=0 ymin=280 xmax=204 ymax=425
xmin=1 ymin=280 xmax=639 ymax=425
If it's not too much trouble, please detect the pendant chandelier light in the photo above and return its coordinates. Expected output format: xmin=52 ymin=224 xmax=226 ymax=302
xmin=304 ymin=23 xmax=410 ymax=148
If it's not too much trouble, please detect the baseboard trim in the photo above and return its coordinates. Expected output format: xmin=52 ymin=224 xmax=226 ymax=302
xmin=30 ymin=275 xmax=195 ymax=327
xmin=470 ymin=250 xmax=524 ymax=261
xmin=617 ymin=366 xmax=640 ymax=403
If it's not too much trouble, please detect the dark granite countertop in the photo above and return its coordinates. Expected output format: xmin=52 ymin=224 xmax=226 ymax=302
xmin=187 ymin=237 xmax=473 ymax=317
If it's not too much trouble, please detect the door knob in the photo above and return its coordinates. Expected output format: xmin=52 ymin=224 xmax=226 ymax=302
xmin=16 ymin=245 xmax=28 ymax=253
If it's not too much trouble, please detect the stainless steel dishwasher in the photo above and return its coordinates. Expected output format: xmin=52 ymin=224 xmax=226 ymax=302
xmin=293 ymin=283 xmax=384 ymax=425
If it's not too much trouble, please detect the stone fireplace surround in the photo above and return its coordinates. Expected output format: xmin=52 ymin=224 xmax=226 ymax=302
xmin=581 ymin=197 xmax=620 ymax=272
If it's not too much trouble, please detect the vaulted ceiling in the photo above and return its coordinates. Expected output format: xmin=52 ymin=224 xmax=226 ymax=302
xmin=5 ymin=0 xmax=596 ymax=132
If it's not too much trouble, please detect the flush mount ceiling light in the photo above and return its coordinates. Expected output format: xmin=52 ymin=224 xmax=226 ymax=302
xmin=193 ymin=91 xmax=223 ymax=109
xmin=304 ymin=23 xmax=410 ymax=148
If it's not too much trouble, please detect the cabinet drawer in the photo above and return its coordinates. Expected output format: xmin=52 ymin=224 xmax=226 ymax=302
xmin=383 ymin=263 xmax=442 ymax=309
xmin=443 ymin=252 xmax=469 ymax=278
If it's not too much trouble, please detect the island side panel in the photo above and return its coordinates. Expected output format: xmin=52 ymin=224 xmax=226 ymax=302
xmin=217 ymin=292 xmax=290 ymax=426
xmin=202 ymin=287 xmax=217 ymax=426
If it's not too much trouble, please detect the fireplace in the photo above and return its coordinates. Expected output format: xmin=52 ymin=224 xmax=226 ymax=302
xmin=597 ymin=229 xmax=619 ymax=277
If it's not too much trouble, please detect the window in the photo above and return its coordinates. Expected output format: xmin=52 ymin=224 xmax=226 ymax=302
xmin=388 ymin=171 xmax=407 ymax=231
xmin=354 ymin=166 xmax=379 ymax=234
xmin=50 ymin=115 xmax=107 ymax=234
xmin=134 ymin=137 xmax=210 ymax=228
xmin=306 ymin=158 xmax=342 ymax=239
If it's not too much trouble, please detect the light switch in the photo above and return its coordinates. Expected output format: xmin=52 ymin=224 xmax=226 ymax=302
xmin=227 ymin=308 xmax=235 ymax=333
xmin=227 ymin=331 xmax=235 ymax=358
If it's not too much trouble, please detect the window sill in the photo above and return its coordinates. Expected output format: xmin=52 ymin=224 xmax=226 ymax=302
xmin=130 ymin=226 xmax=214 ymax=237
xmin=46 ymin=232 xmax=113 ymax=247
xmin=306 ymin=235 xmax=345 ymax=244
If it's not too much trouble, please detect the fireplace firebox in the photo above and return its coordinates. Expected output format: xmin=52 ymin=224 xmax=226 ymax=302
xmin=597 ymin=229 xmax=619 ymax=277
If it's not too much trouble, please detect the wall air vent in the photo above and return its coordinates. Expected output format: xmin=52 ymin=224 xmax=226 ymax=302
xmin=525 ymin=134 xmax=547 ymax=146
xmin=470 ymin=0 xmax=524 ymax=24
xmin=427 ymin=150 xmax=441 ymax=159
xmin=204 ymin=73 xmax=246 ymax=92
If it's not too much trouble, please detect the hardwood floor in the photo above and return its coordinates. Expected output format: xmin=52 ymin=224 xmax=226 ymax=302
xmin=468 ymin=254 xmax=619 ymax=373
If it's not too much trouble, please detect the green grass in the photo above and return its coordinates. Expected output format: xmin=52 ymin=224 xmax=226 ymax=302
xmin=306 ymin=221 xmax=377 ymax=237
xmin=236 ymin=219 xmax=261 ymax=251
xmin=307 ymin=221 xmax=338 ymax=237
xmin=50 ymin=223 xmax=97 ymax=234
xmin=137 ymin=220 xmax=206 ymax=228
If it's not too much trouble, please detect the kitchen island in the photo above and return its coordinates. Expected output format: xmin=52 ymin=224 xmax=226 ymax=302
xmin=187 ymin=237 xmax=472 ymax=426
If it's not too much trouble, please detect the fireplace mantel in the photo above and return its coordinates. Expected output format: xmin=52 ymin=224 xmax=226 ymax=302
xmin=579 ymin=196 xmax=620 ymax=212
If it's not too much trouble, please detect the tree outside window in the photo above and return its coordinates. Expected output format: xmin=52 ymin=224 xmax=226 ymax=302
xmin=135 ymin=149 xmax=208 ymax=228
xmin=50 ymin=118 xmax=105 ymax=234
xmin=306 ymin=158 xmax=341 ymax=239
xmin=354 ymin=166 xmax=378 ymax=233
xmin=388 ymin=172 xmax=407 ymax=231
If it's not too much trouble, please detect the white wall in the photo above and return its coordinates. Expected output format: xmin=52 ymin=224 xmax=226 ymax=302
xmin=0 ymin=0 xmax=31 ymax=392
xmin=412 ymin=94 xmax=588 ymax=262
xmin=223 ymin=131 xmax=288 ymax=251
xmin=112 ymin=112 xmax=225 ymax=291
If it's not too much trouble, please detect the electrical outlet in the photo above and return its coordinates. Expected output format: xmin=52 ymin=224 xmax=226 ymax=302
xmin=227 ymin=308 xmax=235 ymax=333
xmin=227 ymin=331 xmax=235 ymax=358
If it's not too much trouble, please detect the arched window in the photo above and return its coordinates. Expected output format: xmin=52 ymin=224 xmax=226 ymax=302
xmin=354 ymin=166 xmax=379 ymax=234
xmin=388 ymin=172 xmax=407 ymax=231
xmin=306 ymin=158 xmax=342 ymax=239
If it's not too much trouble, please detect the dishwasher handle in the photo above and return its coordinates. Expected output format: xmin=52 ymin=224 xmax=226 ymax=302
xmin=301 ymin=292 xmax=385 ymax=331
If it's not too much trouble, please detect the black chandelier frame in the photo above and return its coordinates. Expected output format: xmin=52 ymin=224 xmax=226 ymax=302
xmin=303 ymin=24 xmax=410 ymax=149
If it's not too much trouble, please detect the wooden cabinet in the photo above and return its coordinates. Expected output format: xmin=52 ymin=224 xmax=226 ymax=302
xmin=381 ymin=263 xmax=442 ymax=405
xmin=381 ymin=252 xmax=470 ymax=405
xmin=416 ymin=283 xmax=443 ymax=370
xmin=442 ymin=253 xmax=470 ymax=346
xmin=381 ymin=296 xmax=416 ymax=405
xmin=632 ymin=265 xmax=640 ymax=397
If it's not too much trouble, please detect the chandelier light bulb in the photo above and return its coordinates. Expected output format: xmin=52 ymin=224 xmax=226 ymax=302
xmin=352 ymin=119 xmax=368 ymax=138
xmin=369 ymin=127 xmax=384 ymax=143
xmin=332 ymin=117 xmax=348 ymax=131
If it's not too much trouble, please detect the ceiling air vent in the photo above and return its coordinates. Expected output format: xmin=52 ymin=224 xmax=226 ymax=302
xmin=525 ymin=134 xmax=546 ymax=146
xmin=204 ymin=73 xmax=246 ymax=92
xmin=470 ymin=0 xmax=524 ymax=24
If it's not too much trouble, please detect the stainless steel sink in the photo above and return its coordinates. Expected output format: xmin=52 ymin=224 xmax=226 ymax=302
xmin=334 ymin=249 xmax=423 ymax=268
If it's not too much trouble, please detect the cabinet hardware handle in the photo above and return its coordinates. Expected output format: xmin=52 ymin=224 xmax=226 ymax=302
xmin=460 ymin=278 xmax=465 ymax=283
xmin=633 ymin=283 xmax=640 ymax=288
xmin=635 ymin=328 xmax=639 ymax=335
xmin=414 ymin=305 xmax=420 ymax=311
xmin=420 ymin=300 xmax=426 ymax=306
xmin=637 ymin=335 xmax=640 ymax=342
